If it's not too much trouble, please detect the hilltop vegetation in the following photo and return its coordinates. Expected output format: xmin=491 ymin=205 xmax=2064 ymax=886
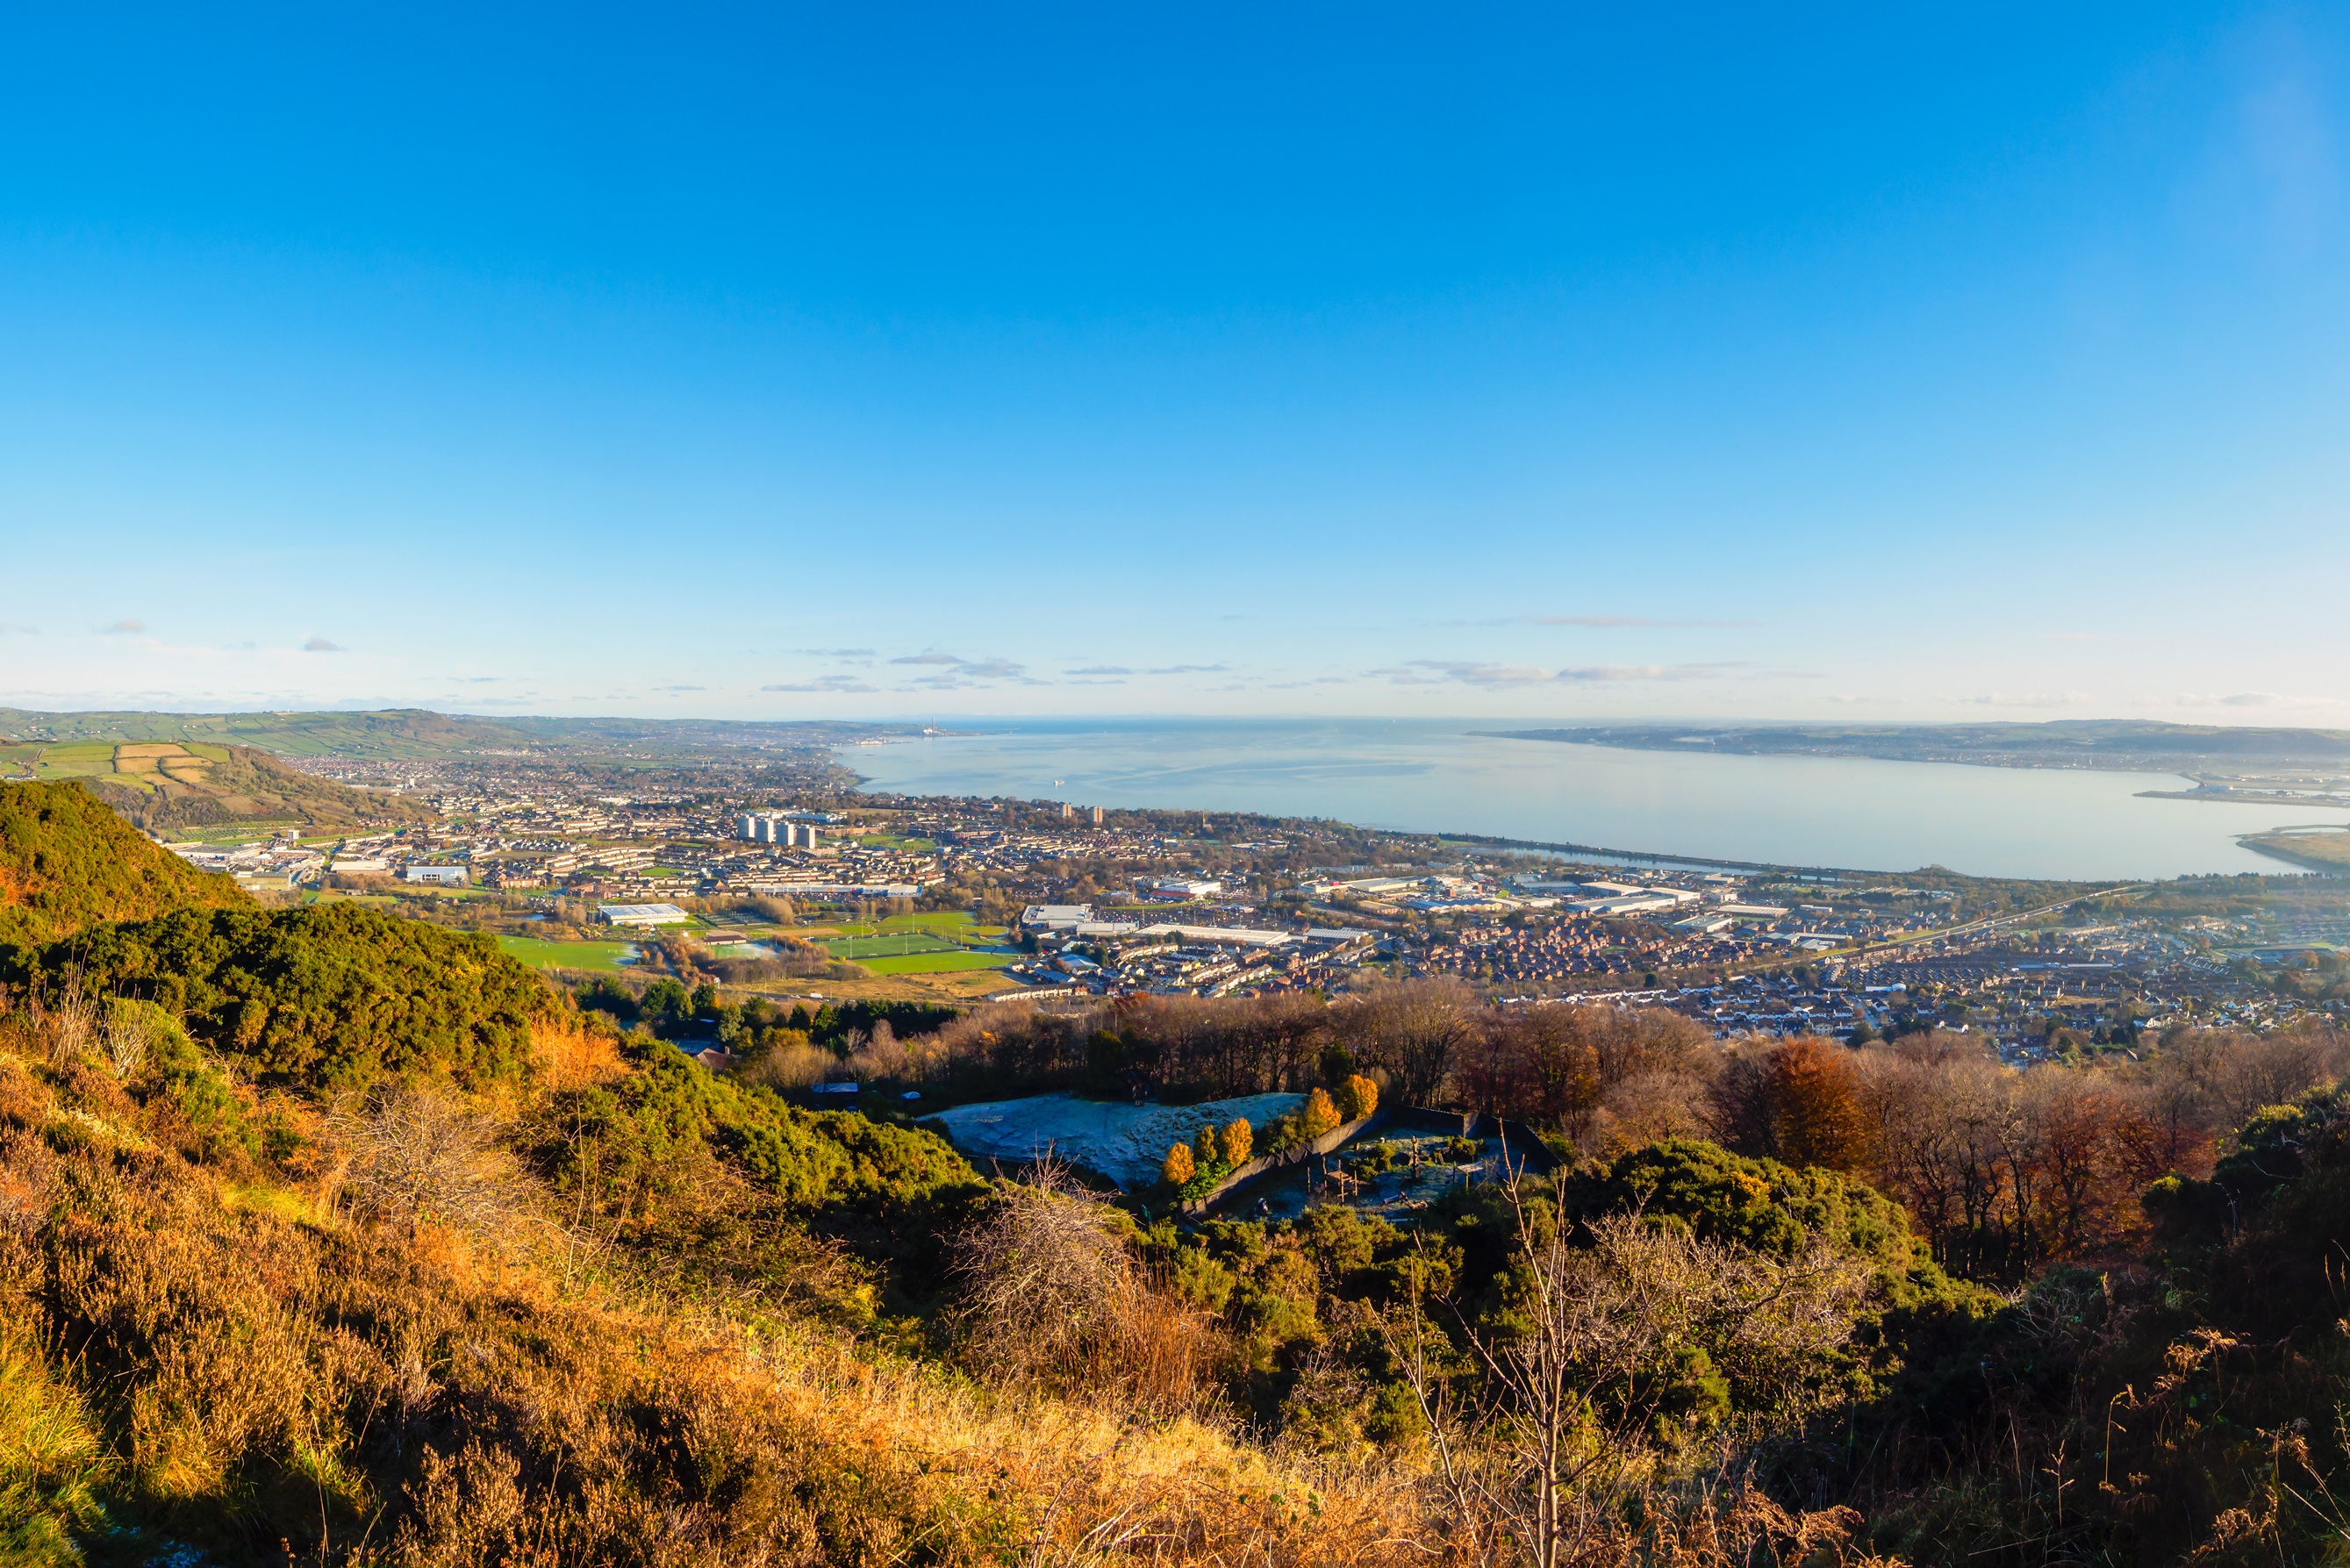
xmin=0 ymin=782 xmax=245 ymax=947
xmin=4 ymin=901 xmax=564 ymax=1092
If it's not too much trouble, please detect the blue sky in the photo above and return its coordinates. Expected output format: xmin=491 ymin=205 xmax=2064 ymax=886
xmin=2 ymin=3 xmax=2345 ymax=721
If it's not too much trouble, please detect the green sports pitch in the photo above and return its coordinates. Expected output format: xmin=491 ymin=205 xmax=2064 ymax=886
xmin=823 ymin=932 xmax=966 ymax=959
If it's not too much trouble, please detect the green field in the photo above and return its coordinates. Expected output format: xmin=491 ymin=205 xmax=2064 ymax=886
xmin=497 ymin=935 xmax=637 ymax=971
xmin=858 ymin=950 xmax=1017 ymax=975
xmin=826 ymin=933 xmax=965 ymax=959
xmin=880 ymin=912 xmax=992 ymax=932
xmin=820 ymin=913 xmax=1009 ymax=961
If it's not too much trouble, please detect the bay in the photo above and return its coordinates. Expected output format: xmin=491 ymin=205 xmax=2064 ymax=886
xmin=840 ymin=718 xmax=2346 ymax=881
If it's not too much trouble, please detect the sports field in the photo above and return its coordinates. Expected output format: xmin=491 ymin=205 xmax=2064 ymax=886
xmin=497 ymin=935 xmax=636 ymax=971
xmin=827 ymin=932 xmax=964 ymax=959
xmin=818 ymin=911 xmax=1009 ymax=962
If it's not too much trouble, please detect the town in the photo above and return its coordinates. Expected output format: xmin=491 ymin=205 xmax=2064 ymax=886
xmin=154 ymin=747 xmax=2350 ymax=1063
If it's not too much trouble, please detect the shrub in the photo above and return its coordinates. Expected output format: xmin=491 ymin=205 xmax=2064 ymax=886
xmin=1218 ymin=1117 xmax=1253 ymax=1168
xmin=1193 ymin=1125 xmax=1219 ymax=1170
xmin=1337 ymin=1072 xmax=1379 ymax=1121
xmin=1161 ymin=1141 xmax=1195 ymax=1186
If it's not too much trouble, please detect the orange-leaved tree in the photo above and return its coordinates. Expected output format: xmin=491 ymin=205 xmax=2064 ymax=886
xmin=1300 ymin=1087 xmax=1343 ymax=1139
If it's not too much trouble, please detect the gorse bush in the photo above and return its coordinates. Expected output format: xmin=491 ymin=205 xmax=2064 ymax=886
xmin=4 ymin=901 xmax=561 ymax=1092
xmin=0 ymin=780 xmax=245 ymax=947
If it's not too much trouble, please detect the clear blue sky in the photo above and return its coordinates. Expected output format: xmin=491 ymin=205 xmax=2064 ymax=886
xmin=4 ymin=3 xmax=2345 ymax=722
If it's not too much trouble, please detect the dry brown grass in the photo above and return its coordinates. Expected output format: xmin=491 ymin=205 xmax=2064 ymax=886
xmin=0 ymin=1013 xmax=1442 ymax=1566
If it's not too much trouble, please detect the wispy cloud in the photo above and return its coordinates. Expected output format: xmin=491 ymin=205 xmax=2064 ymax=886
xmin=1381 ymin=660 xmax=1754 ymax=687
xmin=763 ymin=675 xmax=879 ymax=694
xmin=887 ymin=652 xmax=1030 ymax=684
xmin=2170 ymin=691 xmax=2318 ymax=710
xmin=1524 ymin=613 xmax=1751 ymax=628
xmin=1943 ymin=691 xmax=2098 ymax=707
xmin=103 ymin=619 xmax=146 ymax=635
xmin=303 ymin=636 xmax=344 ymax=653
xmin=1066 ymin=665 xmax=1134 ymax=676
xmin=795 ymin=647 xmax=876 ymax=658
xmin=654 ymin=684 xmax=706 ymax=692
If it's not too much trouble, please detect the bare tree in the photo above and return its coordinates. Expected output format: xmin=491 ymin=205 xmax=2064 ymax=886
xmin=954 ymin=1158 xmax=1130 ymax=1385
xmin=1393 ymin=1175 xmax=1872 ymax=1568
xmin=1354 ymin=979 xmax=1474 ymax=1106
xmin=102 ymin=1004 xmax=153 ymax=1080
xmin=332 ymin=1081 xmax=532 ymax=1241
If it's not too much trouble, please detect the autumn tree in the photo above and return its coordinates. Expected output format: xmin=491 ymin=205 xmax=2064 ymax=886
xmin=1161 ymin=1142 xmax=1195 ymax=1186
xmin=1763 ymin=1036 xmax=1872 ymax=1174
xmin=1300 ymin=1087 xmax=1342 ymax=1139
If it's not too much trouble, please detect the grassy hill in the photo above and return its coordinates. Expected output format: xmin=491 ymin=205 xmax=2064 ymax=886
xmin=0 ymin=781 xmax=246 ymax=947
xmin=0 ymin=740 xmax=433 ymax=834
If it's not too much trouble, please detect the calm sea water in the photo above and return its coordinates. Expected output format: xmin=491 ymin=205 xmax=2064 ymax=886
xmin=840 ymin=719 xmax=2346 ymax=881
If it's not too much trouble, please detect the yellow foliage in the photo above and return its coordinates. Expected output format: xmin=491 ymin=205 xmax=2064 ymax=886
xmin=1219 ymin=1117 xmax=1254 ymax=1168
xmin=528 ymin=1018 xmax=625 ymax=1093
xmin=1301 ymin=1087 xmax=1342 ymax=1140
xmin=1339 ymin=1072 xmax=1380 ymax=1121
xmin=1162 ymin=1141 xmax=1196 ymax=1185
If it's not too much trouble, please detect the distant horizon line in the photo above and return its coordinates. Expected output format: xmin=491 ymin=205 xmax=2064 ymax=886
xmin=3 ymin=703 xmax=2346 ymax=735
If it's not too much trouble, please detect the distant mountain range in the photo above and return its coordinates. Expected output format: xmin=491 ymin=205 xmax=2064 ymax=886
xmin=1493 ymin=720 xmax=2350 ymax=773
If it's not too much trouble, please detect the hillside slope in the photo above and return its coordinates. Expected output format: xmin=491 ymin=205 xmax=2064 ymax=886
xmin=0 ymin=782 xmax=245 ymax=947
xmin=3 ymin=741 xmax=433 ymax=834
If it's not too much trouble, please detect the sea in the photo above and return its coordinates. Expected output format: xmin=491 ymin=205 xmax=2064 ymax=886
xmin=837 ymin=718 xmax=2346 ymax=882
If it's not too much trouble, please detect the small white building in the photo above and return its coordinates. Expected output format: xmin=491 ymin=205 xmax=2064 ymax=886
xmin=404 ymin=865 xmax=469 ymax=886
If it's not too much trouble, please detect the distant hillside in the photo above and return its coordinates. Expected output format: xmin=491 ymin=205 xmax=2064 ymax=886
xmin=0 ymin=739 xmax=434 ymax=834
xmin=0 ymin=781 xmax=246 ymax=947
xmin=0 ymin=706 xmax=900 ymax=763
xmin=0 ymin=706 xmax=534 ymax=757
xmin=1495 ymin=719 xmax=2350 ymax=772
